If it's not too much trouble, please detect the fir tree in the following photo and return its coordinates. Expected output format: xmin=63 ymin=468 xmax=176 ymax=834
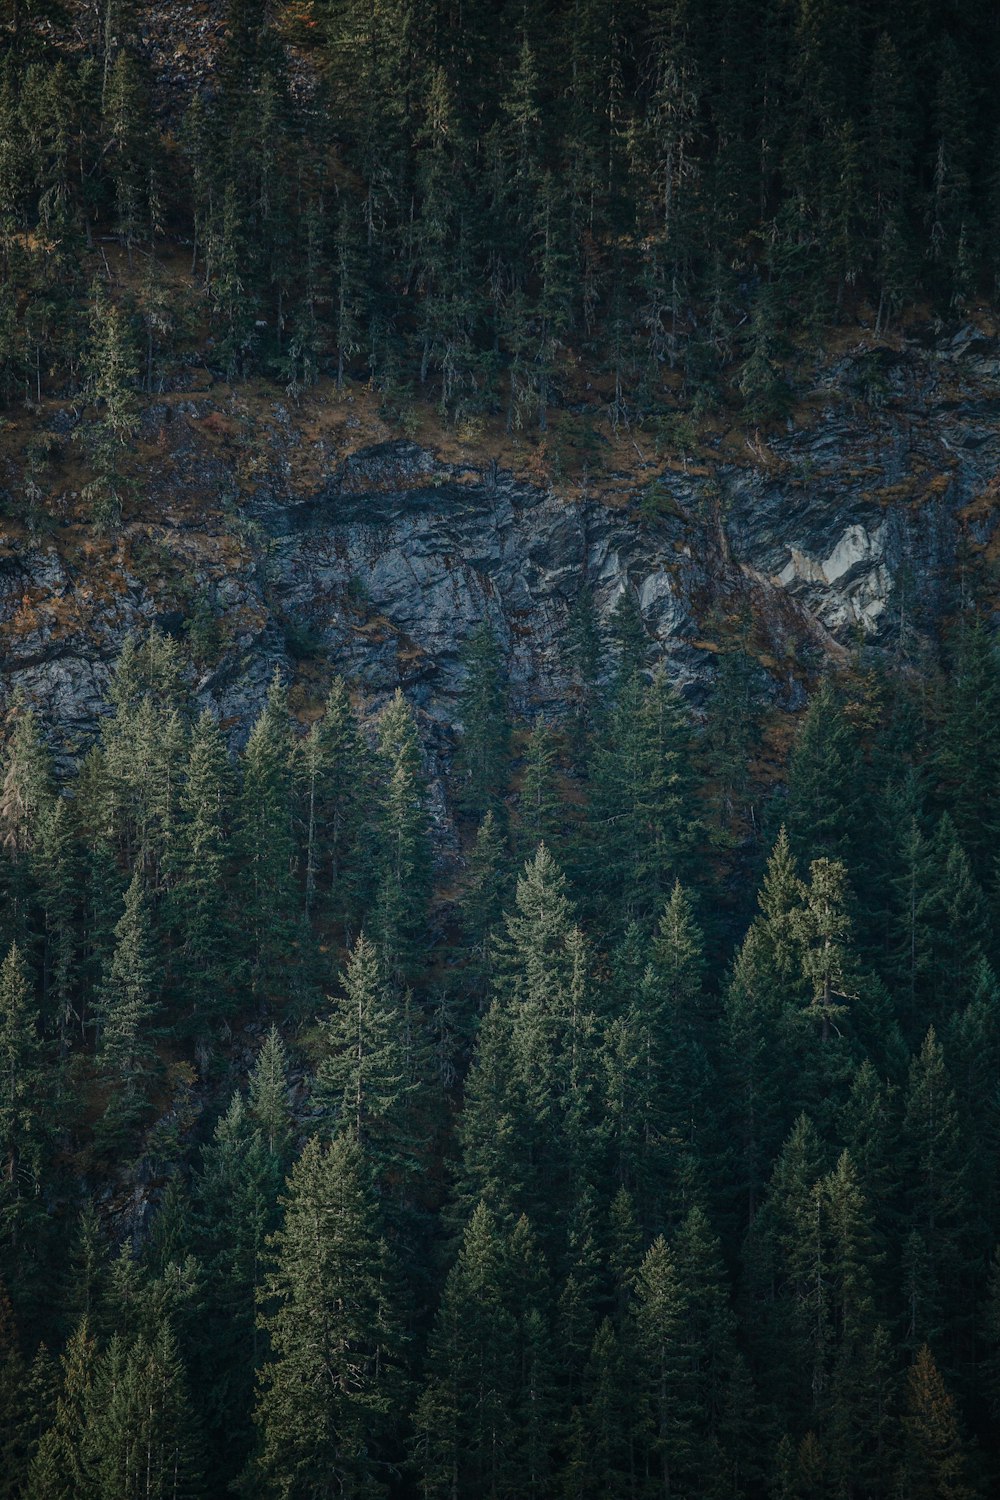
xmin=516 ymin=717 xmax=562 ymax=863
xmin=94 ymin=869 xmax=158 ymax=1137
xmin=0 ymin=942 xmax=43 ymax=1197
xmin=453 ymin=622 xmax=509 ymax=822
xmin=373 ymin=691 xmax=431 ymax=988
xmin=25 ymin=1318 xmax=97 ymax=1500
xmin=313 ymin=933 xmax=417 ymax=1182
xmin=458 ymin=810 xmax=509 ymax=1010
xmin=253 ymin=1134 xmax=406 ymax=1498
xmin=785 ymin=680 xmax=866 ymax=869
xmin=238 ymin=671 xmax=297 ymax=1004
xmin=192 ymin=1092 xmax=279 ymax=1483
xmin=585 ymin=666 xmax=693 ymax=930
xmin=172 ymin=708 xmax=234 ymax=1022
xmin=248 ymin=1024 xmax=293 ymax=1167
xmin=295 ymin=677 xmax=367 ymax=926
xmin=898 ymin=1345 xmax=976 ymax=1500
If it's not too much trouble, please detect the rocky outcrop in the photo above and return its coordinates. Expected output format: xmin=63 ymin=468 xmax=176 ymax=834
xmin=1 ymin=331 xmax=998 ymax=754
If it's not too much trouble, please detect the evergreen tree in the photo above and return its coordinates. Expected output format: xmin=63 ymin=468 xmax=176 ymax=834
xmin=900 ymin=1028 xmax=970 ymax=1353
xmin=25 ymin=1318 xmax=97 ymax=1500
xmin=313 ymin=933 xmax=417 ymax=1183
xmin=415 ymin=1203 xmax=555 ymax=1500
xmin=453 ymin=622 xmax=509 ymax=822
xmin=238 ymin=671 xmax=297 ymax=1004
xmin=253 ymin=1133 xmax=406 ymax=1498
xmin=172 ymin=708 xmax=234 ymax=1022
xmin=373 ymin=691 xmax=431 ymax=987
xmin=585 ymin=666 xmax=693 ymax=930
xmin=80 ymin=284 xmax=140 ymax=530
xmin=785 ymin=680 xmax=866 ymax=870
xmin=516 ymin=717 xmax=562 ymax=863
xmin=62 ymin=1200 xmax=109 ymax=1333
xmin=0 ymin=942 xmax=43 ymax=1198
xmin=192 ymin=1092 xmax=280 ymax=1483
xmin=248 ymin=1024 xmax=293 ymax=1167
xmin=94 ymin=869 xmax=158 ymax=1138
xmin=0 ymin=706 xmax=54 ymax=857
xmin=295 ymin=677 xmax=367 ymax=927
xmin=898 ymin=1345 xmax=976 ymax=1500
xmin=458 ymin=846 xmax=599 ymax=1247
xmin=458 ymin=810 xmax=508 ymax=1011
xmin=86 ymin=1315 xmax=203 ymax=1500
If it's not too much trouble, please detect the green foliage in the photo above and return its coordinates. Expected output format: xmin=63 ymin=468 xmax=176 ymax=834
xmin=373 ymin=691 xmax=431 ymax=988
xmin=454 ymin=623 xmax=510 ymax=822
xmin=93 ymin=869 xmax=159 ymax=1140
xmin=252 ymin=1133 xmax=406 ymax=1497
xmin=0 ymin=626 xmax=999 ymax=1495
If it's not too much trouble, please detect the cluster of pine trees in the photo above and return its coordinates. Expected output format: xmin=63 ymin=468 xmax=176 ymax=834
xmin=1 ymin=612 xmax=1000 ymax=1496
xmin=1 ymin=0 xmax=999 ymax=433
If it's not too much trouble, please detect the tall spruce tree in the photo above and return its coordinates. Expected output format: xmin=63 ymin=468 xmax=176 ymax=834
xmin=94 ymin=868 xmax=158 ymax=1139
xmin=453 ymin=622 xmax=510 ymax=822
xmin=252 ymin=1133 xmax=406 ymax=1498
xmin=238 ymin=671 xmax=297 ymax=1005
xmin=373 ymin=691 xmax=432 ymax=988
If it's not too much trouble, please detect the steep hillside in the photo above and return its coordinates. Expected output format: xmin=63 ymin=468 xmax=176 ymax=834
xmin=3 ymin=326 xmax=998 ymax=759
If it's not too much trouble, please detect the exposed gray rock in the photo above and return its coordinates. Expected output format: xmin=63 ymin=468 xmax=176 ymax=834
xmin=0 ymin=336 xmax=997 ymax=760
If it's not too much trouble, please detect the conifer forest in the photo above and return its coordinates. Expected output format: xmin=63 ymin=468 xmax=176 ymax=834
xmin=3 ymin=1 xmax=1000 ymax=1498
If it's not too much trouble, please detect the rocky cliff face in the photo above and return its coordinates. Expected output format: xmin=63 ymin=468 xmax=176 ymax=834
xmin=2 ymin=329 xmax=998 ymax=759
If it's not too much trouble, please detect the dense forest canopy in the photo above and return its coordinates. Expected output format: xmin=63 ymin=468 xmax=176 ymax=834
xmin=2 ymin=1 xmax=1000 ymax=1497
xmin=0 ymin=0 xmax=998 ymax=444
xmin=1 ymin=619 xmax=1000 ymax=1496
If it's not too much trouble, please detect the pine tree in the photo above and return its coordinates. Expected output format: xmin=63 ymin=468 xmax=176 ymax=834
xmin=458 ymin=810 xmax=509 ymax=1011
xmin=171 ymin=708 xmax=234 ymax=1022
xmin=561 ymin=585 xmax=603 ymax=747
xmin=86 ymin=1316 xmax=203 ymax=1500
xmin=606 ymin=882 xmax=711 ymax=1235
xmin=0 ymin=942 xmax=43 ymax=1197
xmin=80 ymin=284 xmax=140 ymax=530
xmin=294 ymin=677 xmax=367 ymax=926
xmin=609 ymin=590 xmax=647 ymax=681
xmin=900 ymin=1028 xmax=969 ymax=1352
xmin=838 ymin=1059 xmax=899 ymax=1243
xmin=934 ymin=619 xmax=1000 ymax=888
xmin=632 ymin=1234 xmax=695 ymax=1498
xmin=719 ymin=923 xmax=795 ymax=1234
xmin=25 ymin=1318 xmax=97 ymax=1500
xmin=56 ymin=1204 xmax=106 ymax=1344
xmin=192 ymin=1092 xmax=280 ymax=1483
xmin=248 ymin=1024 xmax=293 ymax=1167
xmin=103 ymin=50 xmax=155 ymax=262
xmin=516 ymin=717 xmax=562 ymax=863
xmin=785 ymin=680 xmax=866 ymax=869
xmin=585 ymin=667 xmax=693 ymax=930
xmin=373 ymin=691 xmax=431 ymax=988
xmin=253 ymin=1133 xmax=406 ymax=1497
xmin=458 ymin=847 xmax=599 ymax=1246
xmin=702 ymin=643 xmax=764 ymax=826
xmin=741 ymin=1113 xmax=825 ymax=1426
xmin=34 ymin=797 xmax=79 ymax=1049
xmin=238 ymin=671 xmax=297 ymax=1004
xmin=898 ymin=1345 xmax=976 ymax=1500
xmin=0 ymin=1280 xmax=28 ymax=1497
xmin=415 ymin=1203 xmax=555 ymax=1500
xmin=0 ymin=706 xmax=54 ymax=856
xmin=793 ymin=858 xmax=854 ymax=1044
xmin=313 ymin=933 xmax=417 ymax=1181
xmin=561 ymin=1316 xmax=637 ymax=1499
xmin=94 ymin=869 xmax=158 ymax=1137
xmin=0 ymin=705 xmax=53 ymax=953
xmin=453 ymin=622 xmax=509 ymax=822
